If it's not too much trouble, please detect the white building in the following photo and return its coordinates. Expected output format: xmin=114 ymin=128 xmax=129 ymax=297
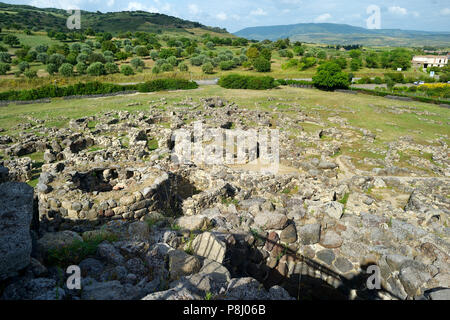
xmin=412 ymin=55 xmax=448 ymax=68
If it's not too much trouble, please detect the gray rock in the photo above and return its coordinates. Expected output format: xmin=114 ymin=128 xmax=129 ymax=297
xmin=225 ymin=277 xmax=293 ymax=300
xmin=168 ymin=250 xmax=202 ymax=281
xmin=253 ymin=211 xmax=288 ymax=230
xmin=97 ymin=242 xmax=125 ymax=266
xmin=81 ymin=280 xmax=137 ymax=300
xmin=334 ymin=257 xmax=354 ymax=274
xmin=319 ymin=230 xmax=343 ymax=248
xmin=38 ymin=230 xmax=83 ymax=252
xmin=2 ymin=278 xmax=62 ymax=300
xmin=399 ymin=260 xmax=432 ymax=297
xmin=79 ymin=258 xmax=104 ymax=279
xmin=323 ymin=202 xmax=344 ymax=220
xmin=191 ymin=232 xmax=226 ymax=264
xmin=316 ymin=249 xmax=336 ymax=266
xmin=199 ymin=258 xmax=231 ymax=284
xmin=297 ymin=223 xmax=321 ymax=245
xmin=0 ymin=182 xmax=34 ymax=280
xmin=280 ymin=224 xmax=297 ymax=243
xmin=428 ymin=288 xmax=450 ymax=300
xmin=176 ymin=215 xmax=209 ymax=231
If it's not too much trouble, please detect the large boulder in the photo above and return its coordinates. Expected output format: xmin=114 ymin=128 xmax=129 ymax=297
xmin=191 ymin=232 xmax=226 ymax=264
xmin=168 ymin=250 xmax=202 ymax=281
xmin=0 ymin=182 xmax=34 ymax=280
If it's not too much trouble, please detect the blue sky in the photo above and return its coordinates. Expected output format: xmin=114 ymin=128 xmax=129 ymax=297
xmin=4 ymin=0 xmax=450 ymax=33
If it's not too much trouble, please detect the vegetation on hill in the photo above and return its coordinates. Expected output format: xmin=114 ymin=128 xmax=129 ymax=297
xmin=234 ymin=23 xmax=450 ymax=47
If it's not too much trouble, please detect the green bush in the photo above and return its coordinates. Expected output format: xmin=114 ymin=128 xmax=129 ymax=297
xmin=59 ymin=63 xmax=74 ymax=77
xmin=252 ymin=57 xmax=271 ymax=72
xmin=0 ymin=52 xmax=11 ymax=63
xmin=87 ymin=62 xmax=105 ymax=76
xmin=178 ymin=63 xmax=188 ymax=72
xmin=161 ymin=63 xmax=173 ymax=72
xmin=76 ymin=62 xmax=87 ymax=75
xmin=105 ymin=62 xmax=119 ymax=74
xmin=130 ymin=58 xmax=145 ymax=69
xmin=202 ymin=62 xmax=214 ymax=74
xmin=46 ymin=63 xmax=58 ymax=75
xmin=137 ymin=79 xmax=198 ymax=92
xmin=18 ymin=61 xmax=30 ymax=72
xmin=312 ymin=62 xmax=350 ymax=90
xmin=24 ymin=70 xmax=37 ymax=79
xmin=219 ymin=60 xmax=235 ymax=71
xmin=152 ymin=66 xmax=161 ymax=74
xmin=0 ymin=63 xmax=11 ymax=75
xmin=120 ymin=64 xmax=134 ymax=76
xmin=219 ymin=74 xmax=277 ymax=90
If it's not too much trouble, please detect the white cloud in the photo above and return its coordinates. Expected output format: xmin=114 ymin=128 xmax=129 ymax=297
xmin=314 ymin=13 xmax=331 ymax=23
xmin=440 ymin=8 xmax=450 ymax=15
xmin=250 ymin=8 xmax=267 ymax=16
xmin=412 ymin=11 xmax=420 ymax=17
xmin=388 ymin=6 xmax=408 ymax=16
xmin=188 ymin=4 xmax=200 ymax=15
xmin=107 ymin=0 xmax=114 ymax=7
xmin=216 ymin=12 xmax=227 ymax=21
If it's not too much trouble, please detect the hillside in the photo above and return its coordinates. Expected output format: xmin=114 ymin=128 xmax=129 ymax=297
xmin=0 ymin=2 xmax=228 ymax=34
xmin=234 ymin=23 xmax=450 ymax=46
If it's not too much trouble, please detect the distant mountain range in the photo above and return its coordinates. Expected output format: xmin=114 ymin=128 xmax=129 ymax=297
xmin=0 ymin=2 xmax=227 ymax=34
xmin=234 ymin=23 xmax=450 ymax=47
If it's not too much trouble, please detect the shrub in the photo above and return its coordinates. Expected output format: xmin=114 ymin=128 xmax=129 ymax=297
xmin=48 ymin=53 xmax=66 ymax=67
xmin=76 ymin=62 xmax=87 ymax=75
xmin=59 ymin=63 xmax=74 ymax=77
xmin=0 ymin=63 xmax=11 ymax=75
xmin=202 ymin=62 xmax=214 ymax=74
xmin=219 ymin=60 xmax=235 ymax=71
xmin=167 ymin=56 xmax=178 ymax=66
xmin=36 ymin=53 xmax=48 ymax=64
xmin=130 ymin=58 xmax=145 ymax=69
xmin=252 ymin=57 xmax=271 ymax=72
xmin=46 ymin=63 xmax=58 ymax=75
xmin=219 ymin=74 xmax=277 ymax=90
xmin=0 ymin=52 xmax=11 ymax=63
xmin=178 ymin=63 xmax=188 ymax=72
xmin=24 ymin=70 xmax=37 ymax=78
xmin=137 ymin=79 xmax=198 ymax=92
xmin=312 ymin=62 xmax=350 ymax=90
xmin=105 ymin=62 xmax=119 ymax=74
xmin=87 ymin=62 xmax=105 ymax=76
xmin=135 ymin=46 xmax=149 ymax=57
xmin=152 ymin=66 xmax=161 ymax=74
xmin=161 ymin=63 xmax=173 ymax=72
xmin=120 ymin=65 xmax=134 ymax=76
xmin=18 ymin=61 xmax=30 ymax=72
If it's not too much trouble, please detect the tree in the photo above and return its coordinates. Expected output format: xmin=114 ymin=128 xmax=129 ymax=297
xmin=312 ymin=62 xmax=350 ymax=90
xmin=76 ymin=62 xmax=87 ymax=75
xmin=48 ymin=53 xmax=66 ymax=67
xmin=130 ymin=58 xmax=145 ymax=69
xmin=4 ymin=35 xmax=20 ymax=47
xmin=87 ymin=62 xmax=105 ymax=76
xmin=120 ymin=64 xmax=134 ymax=76
xmin=24 ymin=70 xmax=37 ymax=79
xmin=0 ymin=63 xmax=11 ymax=75
xmin=46 ymin=63 xmax=58 ymax=75
xmin=59 ymin=63 xmax=74 ymax=77
xmin=202 ymin=62 xmax=214 ymax=74
xmin=18 ymin=61 xmax=30 ymax=73
xmin=350 ymin=58 xmax=362 ymax=71
xmin=253 ymin=57 xmax=271 ymax=72
xmin=101 ymin=40 xmax=118 ymax=53
xmin=161 ymin=63 xmax=173 ymax=72
xmin=105 ymin=62 xmax=119 ymax=74
xmin=135 ymin=46 xmax=149 ymax=57
xmin=35 ymin=44 xmax=48 ymax=53
xmin=178 ymin=63 xmax=188 ymax=72
xmin=246 ymin=47 xmax=259 ymax=60
xmin=152 ymin=66 xmax=161 ymax=74
xmin=0 ymin=52 xmax=11 ymax=63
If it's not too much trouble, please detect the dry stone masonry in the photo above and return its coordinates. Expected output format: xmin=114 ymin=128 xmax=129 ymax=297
xmin=0 ymin=95 xmax=449 ymax=300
